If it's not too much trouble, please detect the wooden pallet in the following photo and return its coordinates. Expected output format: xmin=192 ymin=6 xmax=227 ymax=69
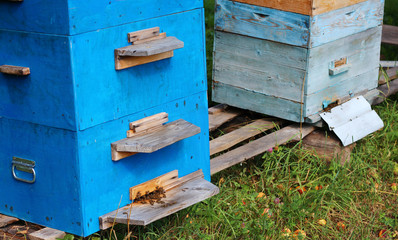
xmin=0 ymin=215 xmax=65 ymax=240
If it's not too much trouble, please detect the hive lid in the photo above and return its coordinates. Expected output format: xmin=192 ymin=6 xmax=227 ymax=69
xmin=320 ymin=96 xmax=384 ymax=146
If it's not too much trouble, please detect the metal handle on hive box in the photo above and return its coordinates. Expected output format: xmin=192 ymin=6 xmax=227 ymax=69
xmin=114 ymin=27 xmax=184 ymax=70
xmin=12 ymin=157 xmax=36 ymax=183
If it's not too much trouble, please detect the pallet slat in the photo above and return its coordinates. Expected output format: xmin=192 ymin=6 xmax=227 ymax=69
xmin=210 ymin=125 xmax=316 ymax=175
xmin=0 ymin=214 xmax=18 ymax=228
xmin=208 ymin=105 xmax=242 ymax=132
xmin=210 ymin=119 xmax=279 ymax=155
xmin=382 ymin=25 xmax=398 ymax=46
xmin=28 ymin=228 xmax=66 ymax=240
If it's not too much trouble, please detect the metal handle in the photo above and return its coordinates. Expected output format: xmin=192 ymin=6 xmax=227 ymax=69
xmin=12 ymin=157 xmax=36 ymax=183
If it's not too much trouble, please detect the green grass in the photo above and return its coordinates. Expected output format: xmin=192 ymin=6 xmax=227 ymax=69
xmin=64 ymin=1 xmax=398 ymax=239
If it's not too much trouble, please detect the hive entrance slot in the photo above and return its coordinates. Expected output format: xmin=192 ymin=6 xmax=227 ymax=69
xmin=99 ymin=170 xmax=219 ymax=229
xmin=111 ymin=113 xmax=201 ymax=161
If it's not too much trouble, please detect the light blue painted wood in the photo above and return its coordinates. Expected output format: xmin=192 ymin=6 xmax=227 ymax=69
xmin=215 ymin=0 xmax=384 ymax=48
xmin=0 ymin=118 xmax=82 ymax=235
xmin=306 ymin=26 xmax=382 ymax=94
xmin=0 ymin=30 xmax=76 ymax=130
xmin=213 ymin=82 xmax=303 ymax=122
xmin=213 ymin=32 xmax=307 ymax=102
xmin=304 ymin=68 xmax=379 ymax=116
xmin=0 ymin=0 xmax=202 ymax=35
xmin=72 ymin=9 xmax=206 ymax=130
xmin=309 ymin=0 xmax=384 ymax=47
xmin=215 ymin=0 xmax=310 ymax=47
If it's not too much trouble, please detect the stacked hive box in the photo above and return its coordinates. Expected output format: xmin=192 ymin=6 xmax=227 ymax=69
xmin=0 ymin=0 xmax=215 ymax=236
xmin=213 ymin=0 xmax=384 ymax=123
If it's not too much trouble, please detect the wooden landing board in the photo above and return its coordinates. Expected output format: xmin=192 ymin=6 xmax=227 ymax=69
xmin=99 ymin=170 xmax=219 ymax=227
xmin=382 ymin=25 xmax=398 ymax=46
xmin=130 ymin=170 xmax=178 ymax=200
xmin=208 ymin=105 xmax=242 ymax=132
xmin=211 ymin=125 xmax=316 ymax=175
xmin=210 ymin=119 xmax=280 ymax=155
xmin=116 ymin=37 xmax=183 ymax=57
xmin=112 ymin=119 xmax=200 ymax=154
xmin=28 ymin=227 xmax=66 ymax=240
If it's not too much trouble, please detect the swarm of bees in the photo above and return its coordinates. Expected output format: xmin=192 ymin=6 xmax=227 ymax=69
xmin=134 ymin=186 xmax=167 ymax=205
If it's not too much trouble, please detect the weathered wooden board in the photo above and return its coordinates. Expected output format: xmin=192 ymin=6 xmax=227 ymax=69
xmin=213 ymin=31 xmax=307 ymax=102
xmin=0 ymin=65 xmax=30 ymax=76
xmin=233 ymin=0 xmax=366 ymax=16
xmin=28 ymin=227 xmax=66 ymax=240
xmin=99 ymin=170 xmax=219 ymax=227
xmin=115 ymin=51 xmax=174 ymax=70
xmin=129 ymin=112 xmax=168 ymax=132
xmin=129 ymin=170 xmax=178 ymax=200
xmin=128 ymin=27 xmax=160 ymax=43
xmin=112 ymin=119 xmax=200 ymax=155
xmin=208 ymin=106 xmax=242 ymax=132
xmin=0 ymin=214 xmax=18 ymax=228
xmin=211 ymin=125 xmax=316 ymax=175
xmin=303 ymin=130 xmax=355 ymax=165
xmin=382 ymin=24 xmax=398 ymax=45
xmin=213 ymin=82 xmax=303 ymax=122
xmin=373 ymin=78 xmax=398 ymax=105
xmin=215 ymin=0 xmax=384 ymax=48
xmin=379 ymin=67 xmax=398 ymax=85
xmin=304 ymin=68 xmax=379 ymax=116
xmin=116 ymin=37 xmax=184 ymax=57
xmin=210 ymin=119 xmax=279 ymax=155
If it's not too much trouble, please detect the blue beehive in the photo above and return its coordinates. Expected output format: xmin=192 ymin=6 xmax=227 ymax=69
xmin=0 ymin=0 xmax=216 ymax=236
xmin=213 ymin=0 xmax=384 ymax=123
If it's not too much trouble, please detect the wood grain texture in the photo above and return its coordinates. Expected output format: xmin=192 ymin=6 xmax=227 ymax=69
xmin=28 ymin=228 xmax=66 ymax=240
xmin=115 ymin=51 xmax=174 ymax=70
xmin=0 ymin=65 xmax=30 ymax=76
xmin=129 ymin=170 xmax=178 ymax=200
xmin=233 ymin=0 xmax=366 ymax=15
xmin=0 ymin=214 xmax=18 ymax=228
xmin=215 ymin=0 xmax=383 ymax=48
xmin=116 ymin=37 xmax=184 ymax=57
xmin=128 ymin=27 xmax=160 ymax=43
xmin=213 ymin=31 xmax=307 ymax=102
xmin=129 ymin=112 xmax=168 ymax=132
xmin=210 ymin=119 xmax=279 ymax=155
xmin=302 ymin=130 xmax=355 ymax=165
xmin=215 ymin=0 xmax=310 ymax=47
xmin=208 ymin=104 xmax=228 ymax=115
xmin=379 ymin=67 xmax=398 ymax=85
xmin=211 ymin=125 xmax=316 ymax=175
xmin=212 ymin=82 xmax=303 ymax=122
xmin=372 ymin=78 xmax=398 ymax=105
xmin=100 ymin=170 xmax=218 ymax=227
xmin=112 ymin=119 xmax=200 ymax=154
xmin=310 ymin=0 xmax=384 ymax=48
xmin=382 ymin=24 xmax=398 ymax=45
xmin=208 ymin=106 xmax=242 ymax=132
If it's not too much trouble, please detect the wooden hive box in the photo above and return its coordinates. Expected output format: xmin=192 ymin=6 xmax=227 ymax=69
xmin=213 ymin=0 xmax=384 ymax=123
xmin=0 ymin=0 xmax=216 ymax=237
